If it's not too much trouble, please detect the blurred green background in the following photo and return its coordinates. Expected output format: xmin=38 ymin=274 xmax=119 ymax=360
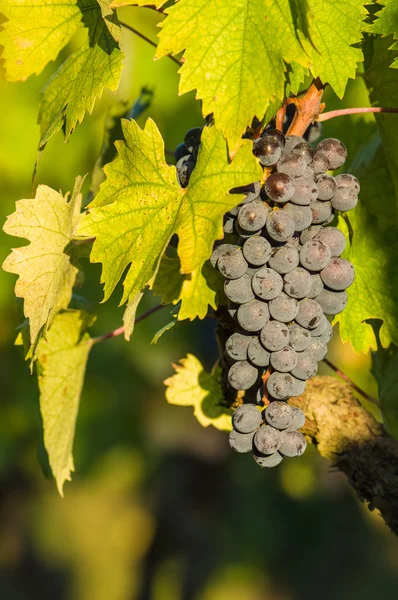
xmin=1 ymin=7 xmax=397 ymax=600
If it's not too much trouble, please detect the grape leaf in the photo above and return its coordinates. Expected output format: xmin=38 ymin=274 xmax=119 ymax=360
xmin=151 ymin=319 xmax=177 ymax=344
xmin=335 ymin=194 xmax=398 ymax=354
xmin=371 ymin=344 xmax=398 ymax=439
xmin=77 ymin=118 xmax=261 ymax=338
xmin=156 ymin=0 xmax=309 ymax=149
xmin=110 ymin=0 xmax=166 ymax=6
xmin=367 ymin=0 xmax=398 ymax=67
xmin=0 ymin=0 xmax=88 ymax=81
xmin=152 ymin=256 xmax=225 ymax=320
xmin=156 ymin=0 xmax=367 ymax=148
xmin=2 ymin=177 xmax=84 ymax=347
xmin=36 ymin=310 xmax=93 ymax=496
xmin=164 ymin=354 xmax=232 ymax=431
xmin=38 ymin=1 xmax=123 ymax=145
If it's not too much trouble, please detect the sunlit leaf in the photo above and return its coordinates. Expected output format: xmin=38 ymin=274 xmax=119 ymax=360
xmin=36 ymin=310 xmax=93 ymax=495
xmin=164 ymin=354 xmax=232 ymax=430
xmin=3 ymin=177 xmax=84 ymax=347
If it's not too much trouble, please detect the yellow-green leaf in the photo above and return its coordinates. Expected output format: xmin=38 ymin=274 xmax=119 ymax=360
xmin=164 ymin=354 xmax=232 ymax=431
xmin=38 ymin=2 xmax=123 ymax=145
xmin=367 ymin=0 xmax=398 ymax=68
xmin=2 ymin=177 xmax=84 ymax=347
xmin=36 ymin=310 xmax=93 ymax=496
xmin=110 ymin=0 xmax=166 ymax=6
xmin=77 ymin=118 xmax=261 ymax=337
xmin=1 ymin=0 xmax=83 ymax=81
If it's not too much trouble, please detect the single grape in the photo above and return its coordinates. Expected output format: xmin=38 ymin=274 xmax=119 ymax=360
xmin=307 ymin=338 xmax=327 ymax=361
xmin=283 ymin=203 xmax=313 ymax=231
xmin=210 ymin=243 xmax=234 ymax=268
xmin=268 ymin=244 xmax=299 ymax=274
xmin=300 ymin=239 xmax=331 ymax=271
xmin=218 ymin=246 xmax=248 ymax=279
xmin=270 ymin=346 xmax=298 ymax=372
xmin=191 ymin=145 xmax=200 ymax=161
xmin=237 ymin=299 xmax=270 ymax=332
xmin=265 ymin=401 xmax=295 ymax=429
xmin=285 ymin=233 xmax=301 ymax=248
xmin=266 ymin=211 xmax=295 ymax=242
xmin=313 ymin=227 xmax=346 ymax=257
xmin=229 ymin=429 xmax=255 ymax=453
xmin=290 ymin=376 xmax=307 ymax=397
xmin=228 ymin=205 xmax=239 ymax=216
xmin=315 ymin=174 xmax=336 ymax=200
xmin=253 ymin=450 xmax=283 ymax=468
xmin=318 ymin=320 xmax=333 ymax=343
xmin=316 ymin=138 xmax=347 ymax=170
xmin=230 ymin=181 xmax=261 ymax=202
xmin=277 ymin=153 xmax=307 ymax=178
xmin=315 ymin=289 xmax=348 ymax=315
xmin=264 ymin=172 xmax=295 ymax=203
xmin=223 ymin=215 xmax=235 ymax=234
xmin=311 ymin=201 xmax=333 ymax=225
xmin=175 ymin=142 xmax=189 ymax=162
xmin=232 ymin=403 xmax=262 ymax=433
xmin=320 ymin=257 xmax=354 ymax=290
xmin=260 ymin=321 xmax=289 ymax=351
xmin=335 ymin=173 xmax=360 ymax=194
xmin=225 ymin=274 xmax=255 ymax=304
xmin=295 ymin=297 xmax=323 ymax=329
xmin=310 ymin=314 xmax=328 ymax=337
xmin=279 ymin=430 xmax=307 ymax=457
xmin=306 ymin=273 xmax=324 ymax=298
xmin=292 ymin=141 xmax=314 ymax=164
xmin=254 ymin=425 xmax=281 ymax=454
xmin=176 ymin=155 xmax=195 ymax=188
xmin=311 ymin=152 xmax=329 ymax=174
xmin=267 ymin=372 xmax=294 ymax=399
xmin=288 ymin=323 xmax=311 ymax=351
xmin=184 ymin=127 xmax=202 ymax=152
xmin=225 ymin=331 xmax=255 ymax=360
xmin=261 ymin=128 xmax=286 ymax=148
xmin=287 ymin=405 xmax=306 ymax=429
xmin=269 ymin=292 xmax=299 ymax=322
xmin=283 ymin=136 xmax=305 ymax=155
xmin=252 ymin=267 xmax=283 ymax=300
xmin=248 ymin=337 xmax=271 ymax=367
xmin=291 ymin=352 xmax=318 ymax=379
xmin=243 ymin=236 xmax=272 ymax=266
xmin=290 ymin=176 xmax=319 ymax=206
xmin=331 ymin=187 xmax=358 ymax=212
xmin=228 ymin=360 xmax=259 ymax=390
xmin=283 ymin=267 xmax=312 ymax=299
xmin=300 ymin=225 xmax=322 ymax=245
xmin=253 ymin=137 xmax=282 ymax=166
xmin=238 ymin=201 xmax=269 ymax=232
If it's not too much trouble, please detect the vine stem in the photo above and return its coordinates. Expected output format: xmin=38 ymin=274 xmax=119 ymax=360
xmin=92 ymin=303 xmax=166 ymax=344
xmin=317 ymin=107 xmax=398 ymax=122
xmin=323 ymin=358 xmax=378 ymax=405
xmin=119 ymin=21 xmax=182 ymax=67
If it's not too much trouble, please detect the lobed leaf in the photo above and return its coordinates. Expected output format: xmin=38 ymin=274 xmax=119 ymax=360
xmin=3 ymin=177 xmax=84 ymax=347
xmin=367 ymin=0 xmax=398 ymax=68
xmin=36 ymin=310 xmax=93 ymax=496
xmin=77 ymin=118 xmax=261 ymax=337
xmin=164 ymin=354 xmax=232 ymax=431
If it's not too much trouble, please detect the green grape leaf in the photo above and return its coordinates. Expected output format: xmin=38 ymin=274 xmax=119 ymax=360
xmin=367 ymin=0 xmax=398 ymax=67
xmin=77 ymin=118 xmax=261 ymax=338
xmin=151 ymin=319 xmax=177 ymax=344
xmin=110 ymin=0 xmax=166 ymax=6
xmin=152 ymin=256 xmax=225 ymax=320
xmin=156 ymin=0 xmax=367 ymax=148
xmin=156 ymin=0 xmax=309 ymax=149
xmin=365 ymin=35 xmax=398 ymax=222
xmin=335 ymin=191 xmax=398 ymax=353
xmin=2 ymin=177 xmax=84 ymax=347
xmin=38 ymin=2 xmax=123 ymax=146
xmin=36 ymin=310 xmax=93 ymax=495
xmin=371 ymin=344 xmax=398 ymax=439
xmin=164 ymin=354 xmax=232 ymax=431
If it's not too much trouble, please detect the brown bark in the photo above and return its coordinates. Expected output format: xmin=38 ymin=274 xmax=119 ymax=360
xmin=291 ymin=377 xmax=398 ymax=535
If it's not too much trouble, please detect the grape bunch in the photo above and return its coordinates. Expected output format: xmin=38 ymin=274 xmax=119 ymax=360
xmin=211 ymin=130 xmax=357 ymax=467
xmin=174 ymin=127 xmax=203 ymax=187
